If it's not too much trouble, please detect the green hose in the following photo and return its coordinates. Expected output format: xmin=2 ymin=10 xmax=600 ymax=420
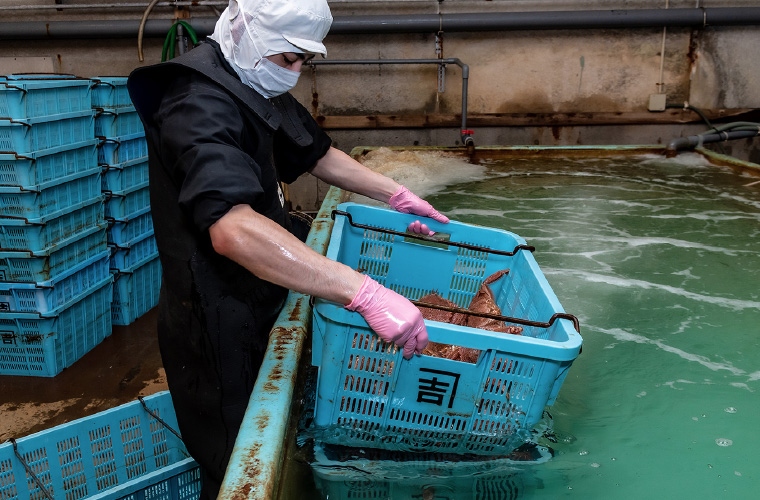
xmin=161 ymin=20 xmax=200 ymax=62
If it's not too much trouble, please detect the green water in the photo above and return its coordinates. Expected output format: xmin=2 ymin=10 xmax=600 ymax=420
xmin=293 ymin=152 xmax=760 ymax=499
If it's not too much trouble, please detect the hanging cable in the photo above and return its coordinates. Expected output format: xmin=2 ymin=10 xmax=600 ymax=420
xmin=138 ymin=0 xmax=162 ymax=62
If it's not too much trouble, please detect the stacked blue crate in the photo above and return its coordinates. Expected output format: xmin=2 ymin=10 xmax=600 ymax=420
xmin=91 ymin=77 xmax=160 ymax=326
xmin=0 ymin=75 xmax=113 ymax=377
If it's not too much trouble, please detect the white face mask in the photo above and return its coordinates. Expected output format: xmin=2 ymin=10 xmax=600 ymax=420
xmin=234 ymin=57 xmax=301 ymax=99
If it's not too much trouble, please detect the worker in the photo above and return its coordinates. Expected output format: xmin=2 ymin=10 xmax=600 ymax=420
xmin=127 ymin=0 xmax=448 ymax=497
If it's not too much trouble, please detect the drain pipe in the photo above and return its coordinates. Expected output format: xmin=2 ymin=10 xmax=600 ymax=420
xmin=665 ymin=129 xmax=760 ymax=157
xmin=3 ymin=8 xmax=760 ymax=39
xmin=309 ymin=58 xmax=473 ymax=146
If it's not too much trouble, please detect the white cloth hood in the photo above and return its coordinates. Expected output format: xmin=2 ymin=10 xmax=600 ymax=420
xmin=211 ymin=0 xmax=332 ymax=63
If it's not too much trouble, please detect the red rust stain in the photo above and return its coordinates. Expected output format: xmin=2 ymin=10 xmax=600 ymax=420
xmin=228 ymin=444 xmax=263 ymax=498
xmin=288 ymin=301 xmax=302 ymax=322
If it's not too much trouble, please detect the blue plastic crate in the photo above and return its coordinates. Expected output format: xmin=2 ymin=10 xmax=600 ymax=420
xmin=311 ymin=203 xmax=582 ymax=455
xmin=104 ymin=183 xmax=150 ymax=220
xmin=0 ymin=250 xmax=110 ymax=313
xmin=0 ymin=392 xmax=202 ymax=499
xmin=94 ymin=106 xmax=144 ymax=138
xmin=110 ymin=230 xmax=157 ymax=270
xmin=0 ymin=110 xmax=95 ymax=155
xmin=112 ymin=255 xmax=161 ymax=326
xmin=0 ymin=198 xmax=104 ymax=252
xmin=0 ymin=222 xmax=107 ymax=282
xmin=97 ymin=133 xmax=147 ymax=165
xmin=90 ymin=76 xmax=132 ymax=109
xmin=0 ymin=139 xmax=98 ymax=187
xmin=0 ymin=275 xmax=112 ymax=377
xmin=102 ymin=158 xmax=149 ymax=193
xmin=107 ymin=206 xmax=154 ymax=245
xmin=0 ymin=168 xmax=101 ymax=219
xmin=0 ymin=75 xmax=92 ymax=119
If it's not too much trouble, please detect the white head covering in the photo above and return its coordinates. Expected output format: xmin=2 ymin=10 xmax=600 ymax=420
xmin=211 ymin=0 xmax=332 ymax=64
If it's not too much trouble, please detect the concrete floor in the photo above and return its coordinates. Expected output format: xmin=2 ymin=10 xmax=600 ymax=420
xmin=0 ymin=308 xmax=167 ymax=442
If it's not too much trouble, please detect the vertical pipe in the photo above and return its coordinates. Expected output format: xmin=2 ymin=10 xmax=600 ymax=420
xmin=657 ymin=0 xmax=669 ymax=94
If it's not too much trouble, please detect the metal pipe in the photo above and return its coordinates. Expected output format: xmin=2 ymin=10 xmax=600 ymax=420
xmin=3 ymin=8 xmax=760 ymax=39
xmin=0 ymin=1 xmax=227 ymax=10
xmin=329 ymin=8 xmax=760 ymax=34
xmin=310 ymin=58 xmax=472 ymax=146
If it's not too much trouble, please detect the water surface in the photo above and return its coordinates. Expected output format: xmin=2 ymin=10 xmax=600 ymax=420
xmin=289 ymin=150 xmax=760 ymax=499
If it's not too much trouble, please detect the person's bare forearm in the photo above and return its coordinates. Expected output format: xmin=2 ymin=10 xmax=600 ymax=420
xmin=310 ymin=147 xmax=400 ymax=202
xmin=208 ymin=204 xmax=365 ymax=305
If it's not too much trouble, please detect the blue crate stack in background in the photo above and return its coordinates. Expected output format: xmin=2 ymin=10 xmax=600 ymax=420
xmin=0 ymin=75 xmax=113 ymax=377
xmin=91 ymin=77 xmax=160 ymax=327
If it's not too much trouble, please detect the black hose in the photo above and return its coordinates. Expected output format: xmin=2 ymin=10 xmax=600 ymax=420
xmin=665 ymin=103 xmax=715 ymax=130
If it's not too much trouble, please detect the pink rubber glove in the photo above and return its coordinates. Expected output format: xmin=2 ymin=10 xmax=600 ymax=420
xmin=389 ymin=186 xmax=450 ymax=224
xmin=408 ymin=220 xmax=434 ymax=236
xmin=345 ymin=276 xmax=429 ymax=359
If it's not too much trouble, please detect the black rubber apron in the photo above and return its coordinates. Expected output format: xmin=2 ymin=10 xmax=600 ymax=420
xmin=128 ymin=42 xmax=315 ymax=499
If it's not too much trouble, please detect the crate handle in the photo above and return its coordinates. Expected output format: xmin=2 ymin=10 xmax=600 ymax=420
xmin=410 ymin=298 xmax=581 ymax=333
xmin=138 ymin=396 xmax=184 ymax=441
xmin=308 ymin=289 xmax=580 ymax=333
xmin=97 ymin=137 xmax=120 ymax=147
xmin=94 ymin=108 xmax=116 ymax=118
xmin=7 ymin=438 xmax=55 ymax=500
xmin=331 ymin=210 xmax=536 ymax=257
xmin=0 ymin=118 xmax=32 ymax=128
xmin=1 ymin=83 xmax=27 ymax=95
xmin=90 ymin=79 xmax=116 ymax=89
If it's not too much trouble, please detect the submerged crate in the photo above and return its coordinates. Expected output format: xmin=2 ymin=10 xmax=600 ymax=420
xmin=0 ymin=391 xmax=202 ymax=499
xmin=97 ymin=132 xmax=147 ymax=165
xmin=310 ymin=442 xmax=545 ymax=500
xmin=311 ymin=203 xmax=582 ymax=455
xmin=94 ymin=106 xmax=144 ymax=138
xmin=104 ymin=183 xmax=150 ymax=220
xmin=0 ymin=110 xmax=94 ymax=155
xmin=107 ymin=206 xmax=154 ymax=245
xmin=0 ymin=198 xmax=103 ymax=252
xmin=0 ymin=75 xmax=92 ymax=119
xmin=0 ymin=139 xmax=98 ymax=187
xmin=102 ymin=157 xmax=149 ymax=193
xmin=111 ymin=255 xmax=161 ymax=326
xmin=110 ymin=229 xmax=157 ymax=270
xmin=90 ymin=76 xmax=132 ymax=109
xmin=0 ymin=250 xmax=110 ymax=313
xmin=0 ymin=276 xmax=112 ymax=377
xmin=0 ymin=168 xmax=101 ymax=219
xmin=0 ymin=223 xmax=107 ymax=282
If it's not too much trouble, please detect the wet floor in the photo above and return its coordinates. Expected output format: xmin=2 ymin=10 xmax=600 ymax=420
xmin=0 ymin=308 xmax=165 ymax=442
